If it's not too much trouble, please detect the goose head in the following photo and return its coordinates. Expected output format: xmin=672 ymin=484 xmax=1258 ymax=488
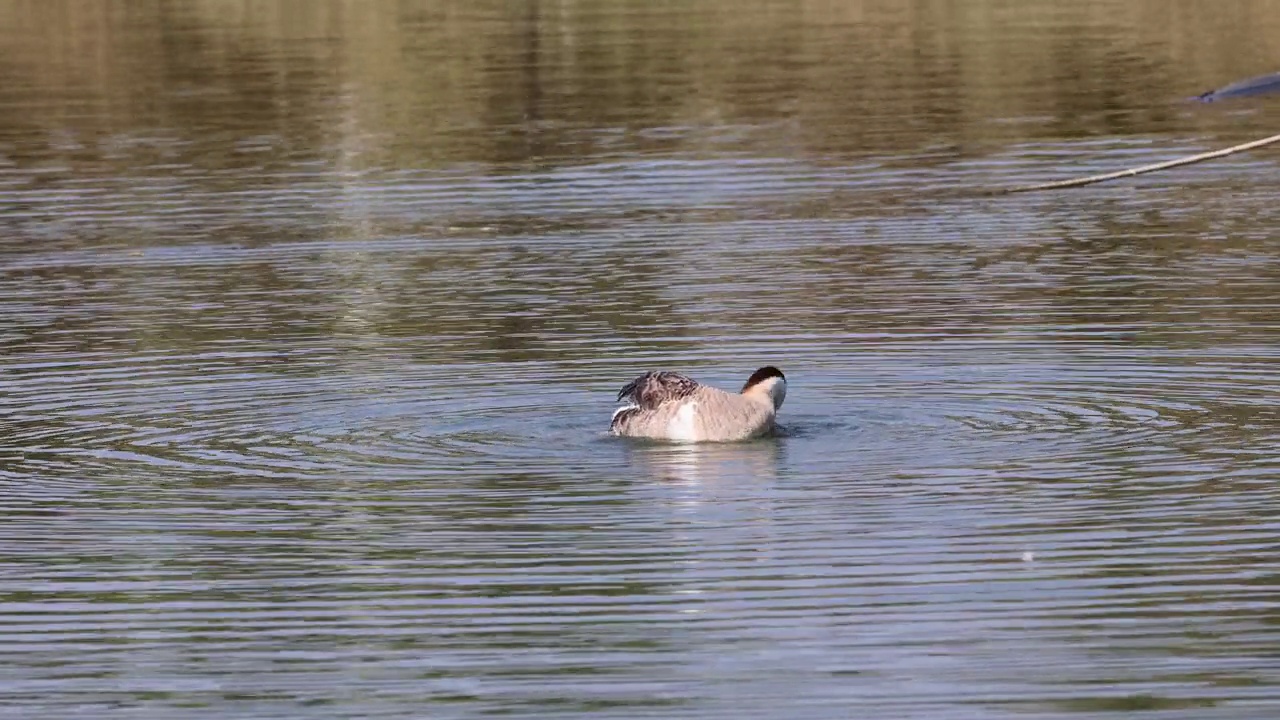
xmin=741 ymin=366 xmax=786 ymax=410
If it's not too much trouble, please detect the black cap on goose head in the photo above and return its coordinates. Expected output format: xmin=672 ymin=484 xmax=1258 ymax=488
xmin=741 ymin=366 xmax=785 ymax=392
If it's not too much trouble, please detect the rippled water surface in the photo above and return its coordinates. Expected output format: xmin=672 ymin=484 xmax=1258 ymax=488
xmin=4 ymin=1 xmax=1280 ymax=718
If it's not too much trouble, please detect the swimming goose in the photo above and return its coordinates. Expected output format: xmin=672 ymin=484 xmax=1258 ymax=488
xmin=610 ymin=366 xmax=786 ymax=442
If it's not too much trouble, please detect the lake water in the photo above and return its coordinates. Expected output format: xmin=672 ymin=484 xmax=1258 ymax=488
xmin=3 ymin=1 xmax=1280 ymax=718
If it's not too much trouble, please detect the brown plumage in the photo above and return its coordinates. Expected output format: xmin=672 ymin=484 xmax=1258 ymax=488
xmin=610 ymin=367 xmax=787 ymax=442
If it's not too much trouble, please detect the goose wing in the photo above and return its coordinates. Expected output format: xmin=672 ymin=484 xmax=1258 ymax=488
xmin=616 ymin=371 xmax=700 ymax=409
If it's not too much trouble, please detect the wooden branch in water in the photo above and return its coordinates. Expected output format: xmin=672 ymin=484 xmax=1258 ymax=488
xmin=996 ymin=132 xmax=1280 ymax=195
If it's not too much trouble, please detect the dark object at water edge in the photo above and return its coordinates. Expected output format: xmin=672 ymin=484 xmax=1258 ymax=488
xmin=1193 ymin=71 xmax=1280 ymax=102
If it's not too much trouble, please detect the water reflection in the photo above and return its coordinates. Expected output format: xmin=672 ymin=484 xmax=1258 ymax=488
xmin=628 ymin=440 xmax=781 ymax=488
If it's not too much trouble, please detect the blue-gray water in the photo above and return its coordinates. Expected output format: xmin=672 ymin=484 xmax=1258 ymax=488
xmin=3 ymin=1 xmax=1280 ymax=718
